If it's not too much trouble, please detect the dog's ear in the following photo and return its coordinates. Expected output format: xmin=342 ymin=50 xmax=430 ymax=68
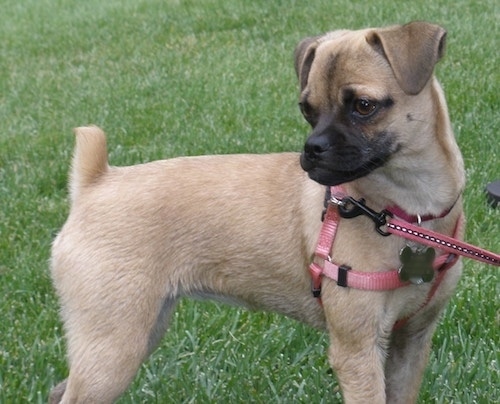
xmin=294 ymin=36 xmax=320 ymax=92
xmin=366 ymin=21 xmax=446 ymax=95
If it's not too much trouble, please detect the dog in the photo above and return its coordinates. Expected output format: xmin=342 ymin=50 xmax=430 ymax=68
xmin=49 ymin=21 xmax=465 ymax=403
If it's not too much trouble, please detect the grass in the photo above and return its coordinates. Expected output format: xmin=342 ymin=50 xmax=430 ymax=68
xmin=0 ymin=0 xmax=498 ymax=402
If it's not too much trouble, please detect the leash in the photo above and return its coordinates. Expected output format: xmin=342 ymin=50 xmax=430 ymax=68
xmin=335 ymin=193 xmax=500 ymax=266
xmin=385 ymin=219 xmax=500 ymax=266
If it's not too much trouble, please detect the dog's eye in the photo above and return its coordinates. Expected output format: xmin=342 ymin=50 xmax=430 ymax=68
xmin=353 ymin=98 xmax=377 ymax=116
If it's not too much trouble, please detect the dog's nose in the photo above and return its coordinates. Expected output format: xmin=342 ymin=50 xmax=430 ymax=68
xmin=304 ymin=136 xmax=330 ymax=161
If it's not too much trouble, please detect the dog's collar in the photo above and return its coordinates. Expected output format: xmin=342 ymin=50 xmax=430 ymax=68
xmin=323 ymin=186 xmax=458 ymax=224
xmin=386 ymin=198 xmax=458 ymax=224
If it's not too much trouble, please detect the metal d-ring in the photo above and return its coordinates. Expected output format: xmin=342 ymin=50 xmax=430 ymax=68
xmin=329 ymin=194 xmax=346 ymax=207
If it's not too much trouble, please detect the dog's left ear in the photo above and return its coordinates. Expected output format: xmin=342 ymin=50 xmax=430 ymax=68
xmin=366 ymin=21 xmax=447 ymax=95
xmin=294 ymin=36 xmax=320 ymax=92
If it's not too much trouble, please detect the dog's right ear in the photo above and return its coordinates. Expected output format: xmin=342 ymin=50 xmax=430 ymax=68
xmin=294 ymin=36 xmax=320 ymax=92
xmin=366 ymin=22 xmax=447 ymax=95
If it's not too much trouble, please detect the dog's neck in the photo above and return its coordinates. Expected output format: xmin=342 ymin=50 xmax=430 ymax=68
xmin=352 ymin=159 xmax=464 ymax=223
xmin=356 ymin=158 xmax=464 ymax=219
xmin=352 ymin=81 xmax=465 ymax=220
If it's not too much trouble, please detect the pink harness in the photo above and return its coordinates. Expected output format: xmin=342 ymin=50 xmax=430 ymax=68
xmin=308 ymin=186 xmax=500 ymax=328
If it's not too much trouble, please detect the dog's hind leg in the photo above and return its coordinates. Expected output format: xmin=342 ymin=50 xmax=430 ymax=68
xmin=50 ymin=296 xmax=178 ymax=404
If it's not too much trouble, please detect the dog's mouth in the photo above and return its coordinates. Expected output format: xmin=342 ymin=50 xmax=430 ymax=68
xmin=301 ymin=152 xmax=391 ymax=186
xmin=300 ymin=131 xmax=396 ymax=186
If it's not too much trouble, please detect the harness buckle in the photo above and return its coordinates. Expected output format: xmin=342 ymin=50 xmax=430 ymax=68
xmin=311 ymin=282 xmax=322 ymax=298
xmin=337 ymin=265 xmax=352 ymax=288
xmin=309 ymin=262 xmax=323 ymax=298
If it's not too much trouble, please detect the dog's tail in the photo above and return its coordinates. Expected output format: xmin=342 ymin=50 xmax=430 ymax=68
xmin=69 ymin=126 xmax=109 ymax=203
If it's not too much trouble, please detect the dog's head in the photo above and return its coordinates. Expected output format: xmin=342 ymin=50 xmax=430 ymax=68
xmin=295 ymin=21 xmax=447 ymax=186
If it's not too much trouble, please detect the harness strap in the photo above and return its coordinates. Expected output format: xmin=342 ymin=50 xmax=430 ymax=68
xmin=310 ymin=200 xmax=341 ymax=298
xmin=308 ymin=187 xmax=472 ymax=330
xmin=309 ymin=203 xmax=459 ymax=293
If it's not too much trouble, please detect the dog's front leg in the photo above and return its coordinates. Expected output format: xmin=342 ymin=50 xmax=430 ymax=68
xmin=322 ymin=285 xmax=389 ymax=403
xmin=384 ymin=319 xmax=439 ymax=404
xmin=385 ymin=266 xmax=462 ymax=403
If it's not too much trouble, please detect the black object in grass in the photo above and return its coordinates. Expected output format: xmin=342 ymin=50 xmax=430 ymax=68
xmin=485 ymin=180 xmax=500 ymax=207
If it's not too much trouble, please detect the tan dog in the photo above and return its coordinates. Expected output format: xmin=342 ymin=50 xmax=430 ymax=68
xmin=50 ymin=21 xmax=465 ymax=403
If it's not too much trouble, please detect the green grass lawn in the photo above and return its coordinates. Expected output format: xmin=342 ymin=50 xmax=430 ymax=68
xmin=0 ymin=0 xmax=498 ymax=402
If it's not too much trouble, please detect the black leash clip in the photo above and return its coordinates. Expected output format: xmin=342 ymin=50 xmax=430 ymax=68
xmin=337 ymin=196 xmax=392 ymax=236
